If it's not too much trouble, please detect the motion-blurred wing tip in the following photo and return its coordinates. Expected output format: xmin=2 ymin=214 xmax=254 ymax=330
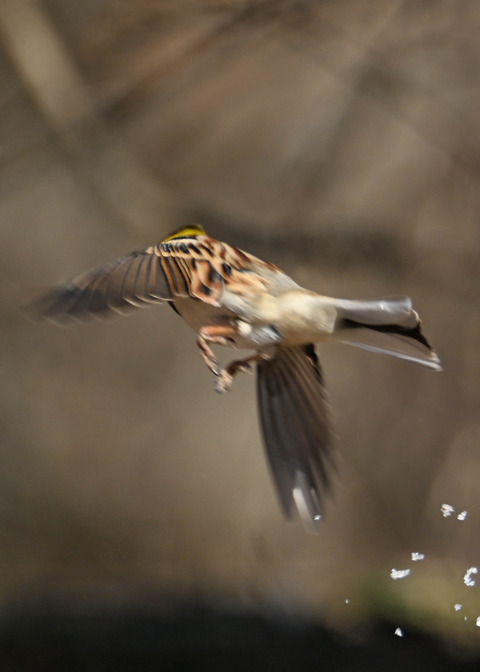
xmin=22 ymin=291 xmax=68 ymax=324
xmin=292 ymin=472 xmax=325 ymax=529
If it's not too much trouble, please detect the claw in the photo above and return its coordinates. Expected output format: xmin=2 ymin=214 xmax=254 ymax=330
xmin=215 ymin=369 xmax=233 ymax=394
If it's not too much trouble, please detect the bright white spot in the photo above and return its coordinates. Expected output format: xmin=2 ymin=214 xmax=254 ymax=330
xmin=390 ymin=568 xmax=411 ymax=580
xmin=292 ymin=486 xmax=310 ymax=525
xmin=411 ymin=552 xmax=425 ymax=562
xmin=394 ymin=627 xmax=403 ymax=637
xmin=457 ymin=511 xmax=468 ymax=521
xmin=454 ymin=604 xmax=463 ymax=612
xmin=314 ymin=514 xmax=322 ymax=521
xmin=236 ymin=320 xmax=252 ymax=336
xmin=345 ymin=599 xmax=350 ymax=604
xmin=441 ymin=503 xmax=455 ymax=517
xmin=464 ymin=567 xmax=478 ymax=587
xmin=476 ymin=617 xmax=480 ymax=628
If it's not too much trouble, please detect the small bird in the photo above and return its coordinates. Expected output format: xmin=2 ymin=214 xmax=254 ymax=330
xmin=31 ymin=225 xmax=441 ymax=526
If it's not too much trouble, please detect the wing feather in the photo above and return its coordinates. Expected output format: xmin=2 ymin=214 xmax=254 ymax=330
xmin=29 ymin=232 xmax=281 ymax=323
xmin=258 ymin=359 xmax=298 ymax=517
xmin=256 ymin=344 xmax=334 ymax=525
xmin=279 ymin=347 xmax=333 ymax=489
xmin=29 ymin=251 xmax=174 ymax=323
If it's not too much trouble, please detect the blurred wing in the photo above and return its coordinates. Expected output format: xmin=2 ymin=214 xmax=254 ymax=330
xmin=29 ymin=234 xmax=275 ymax=324
xmin=256 ymin=344 xmax=334 ymax=527
xmin=28 ymin=249 xmax=178 ymax=324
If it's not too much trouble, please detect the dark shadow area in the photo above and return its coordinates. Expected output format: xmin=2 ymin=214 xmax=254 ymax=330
xmin=1 ymin=602 xmax=479 ymax=672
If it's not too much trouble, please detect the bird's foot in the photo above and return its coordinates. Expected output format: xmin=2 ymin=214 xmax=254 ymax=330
xmin=215 ymin=369 xmax=234 ymax=394
xmin=216 ymin=354 xmax=264 ymax=392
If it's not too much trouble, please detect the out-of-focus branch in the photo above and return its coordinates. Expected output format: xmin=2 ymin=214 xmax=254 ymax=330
xmin=0 ymin=0 xmax=174 ymax=236
xmin=0 ymin=0 xmax=95 ymax=130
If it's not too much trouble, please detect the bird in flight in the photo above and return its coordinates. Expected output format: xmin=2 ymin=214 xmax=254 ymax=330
xmin=31 ymin=225 xmax=441 ymax=527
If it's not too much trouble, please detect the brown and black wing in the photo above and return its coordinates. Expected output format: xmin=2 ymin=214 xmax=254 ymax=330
xmin=28 ymin=234 xmax=272 ymax=324
xmin=256 ymin=344 xmax=334 ymax=526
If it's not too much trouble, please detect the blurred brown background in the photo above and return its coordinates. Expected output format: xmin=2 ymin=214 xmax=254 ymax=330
xmin=1 ymin=0 xmax=480 ymax=656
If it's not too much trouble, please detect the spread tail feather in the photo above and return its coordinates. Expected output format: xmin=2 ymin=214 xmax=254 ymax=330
xmin=334 ymin=297 xmax=442 ymax=371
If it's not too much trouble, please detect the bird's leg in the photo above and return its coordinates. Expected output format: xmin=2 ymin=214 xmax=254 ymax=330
xmin=197 ymin=325 xmax=271 ymax=394
xmin=215 ymin=352 xmax=268 ymax=394
xmin=197 ymin=325 xmax=237 ymax=384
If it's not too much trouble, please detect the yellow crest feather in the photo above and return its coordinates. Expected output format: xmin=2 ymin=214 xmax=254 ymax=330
xmin=162 ymin=225 xmax=206 ymax=242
